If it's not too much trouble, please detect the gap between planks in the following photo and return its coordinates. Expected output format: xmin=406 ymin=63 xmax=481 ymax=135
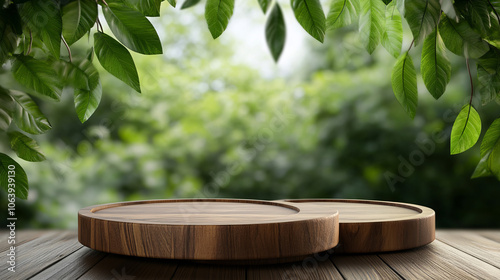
xmin=379 ymin=239 xmax=500 ymax=279
xmin=0 ymin=231 xmax=83 ymax=280
xmin=4 ymin=230 xmax=500 ymax=280
xmin=436 ymin=230 xmax=500 ymax=270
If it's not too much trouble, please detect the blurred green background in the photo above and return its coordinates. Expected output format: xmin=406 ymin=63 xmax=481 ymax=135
xmin=1 ymin=4 xmax=499 ymax=229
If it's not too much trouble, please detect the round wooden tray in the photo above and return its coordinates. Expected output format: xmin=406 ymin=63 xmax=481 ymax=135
xmin=282 ymin=199 xmax=435 ymax=253
xmin=78 ymin=199 xmax=339 ymax=262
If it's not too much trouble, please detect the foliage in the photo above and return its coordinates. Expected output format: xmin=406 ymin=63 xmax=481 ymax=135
xmin=1 ymin=0 xmax=500 ymax=199
xmin=2 ymin=34 xmax=499 ymax=228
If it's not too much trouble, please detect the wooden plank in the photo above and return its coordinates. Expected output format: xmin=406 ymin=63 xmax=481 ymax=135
xmin=172 ymin=263 xmax=245 ymax=279
xmin=29 ymin=247 xmax=106 ymax=280
xmin=78 ymin=254 xmax=178 ymax=280
xmin=478 ymin=230 xmax=500 ymax=243
xmin=0 ymin=231 xmax=82 ymax=279
xmin=0 ymin=230 xmax=48 ymax=252
xmin=437 ymin=230 xmax=500 ymax=269
xmin=331 ymin=255 xmax=401 ymax=280
xmin=247 ymin=257 xmax=344 ymax=280
xmin=379 ymin=240 xmax=500 ymax=279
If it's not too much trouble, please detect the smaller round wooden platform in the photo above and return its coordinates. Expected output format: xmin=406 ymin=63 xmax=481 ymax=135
xmin=282 ymin=199 xmax=435 ymax=253
xmin=78 ymin=199 xmax=339 ymax=262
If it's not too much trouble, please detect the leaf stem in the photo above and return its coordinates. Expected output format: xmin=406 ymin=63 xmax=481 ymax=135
xmin=466 ymin=58 xmax=474 ymax=105
xmin=61 ymin=36 xmax=72 ymax=62
xmin=26 ymin=29 xmax=32 ymax=56
xmin=461 ymin=58 xmax=474 ymax=137
xmin=96 ymin=17 xmax=103 ymax=33
xmin=407 ymin=39 xmax=415 ymax=53
xmin=487 ymin=0 xmax=500 ymax=25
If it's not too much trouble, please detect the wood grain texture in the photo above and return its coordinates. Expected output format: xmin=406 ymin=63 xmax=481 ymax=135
xmin=331 ymin=255 xmax=402 ymax=279
xmin=79 ymin=199 xmax=339 ymax=261
xmin=247 ymin=258 xmax=343 ymax=280
xmin=379 ymin=240 xmax=500 ymax=279
xmin=479 ymin=230 xmax=500 ymax=243
xmin=283 ymin=199 xmax=435 ymax=253
xmin=4 ymin=230 xmax=500 ymax=279
xmin=30 ymin=247 xmax=106 ymax=280
xmin=0 ymin=231 xmax=82 ymax=279
xmin=0 ymin=230 xmax=47 ymax=252
xmin=172 ymin=264 xmax=245 ymax=279
xmin=78 ymin=254 xmax=178 ymax=280
xmin=437 ymin=230 xmax=500 ymax=269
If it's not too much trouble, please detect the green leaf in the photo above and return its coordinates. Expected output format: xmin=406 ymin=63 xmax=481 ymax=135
xmin=86 ymin=47 xmax=94 ymax=62
xmin=391 ymin=51 xmax=418 ymax=119
xmin=266 ymin=4 xmax=286 ymax=62
xmin=75 ymin=81 xmax=102 ymax=123
xmin=477 ymin=48 xmax=500 ymax=105
xmin=8 ymin=131 xmax=46 ymax=162
xmin=455 ymin=0 xmax=491 ymax=37
xmin=491 ymin=0 xmax=500 ymax=15
xmin=166 ymin=0 xmax=176 ymax=7
xmin=291 ymin=0 xmax=326 ymax=43
xmin=439 ymin=16 xmax=489 ymax=59
xmin=56 ymin=59 xmax=99 ymax=90
xmin=19 ymin=0 xmax=62 ymax=59
xmin=181 ymin=0 xmax=201 ymax=9
xmin=62 ymin=0 xmax=97 ymax=45
xmin=326 ymin=0 xmax=359 ymax=31
xmin=480 ymin=118 xmax=500 ymax=157
xmin=421 ymin=28 xmax=451 ymax=99
xmin=10 ymin=90 xmax=52 ymax=135
xmin=478 ymin=118 xmax=500 ymax=179
xmin=103 ymin=3 xmax=162 ymax=54
xmin=12 ymin=55 xmax=62 ymax=101
xmin=404 ymin=0 xmax=440 ymax=45
xmin=0 ymin=153 xmax=29 ymax=199
xmin=123 ymin=0 xmax=162 ymax=15
xmin=55 ymin=59 xmax=102 ymax=123
xmin=381 ymin=1 xmax=403 ymax=58
xmin=94 ymin=32 xmax=141 ymax=93
xmin=0 ymin=4 xmax=22 ymax=64
xmin=490 ymin=0 xmax=500 ymax=24
xmin=450 ymin=104 xmax=481 ymax=155
xmin=257 ymin=0 xmax=269 ymax=13
xmin=439 ymin=0 xmax=457 ymax=21
xmin=488 ymin=140 xmax=500 ymax=178
xmin=484 ymin=13 xmax=500 ymax=49
xmin=359 ymin=0 xmax=385 ymax=53
xmin=471 ymin=150 xmax=493 ymax=178
xmin=395 ymin=0 xmax=405 ymax=17
xmin=205 ymin=0 xmax=235 ymax=39
xmin=0 ymin=87 xmax=15 ymax=131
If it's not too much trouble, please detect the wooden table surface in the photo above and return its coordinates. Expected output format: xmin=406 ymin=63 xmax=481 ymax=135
xmin=0 ymin=230 xmax=499 ymax=279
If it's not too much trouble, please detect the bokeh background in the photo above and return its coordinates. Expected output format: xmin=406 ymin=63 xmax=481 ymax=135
xmin=1 ymin=3 xmax=499 ymax=229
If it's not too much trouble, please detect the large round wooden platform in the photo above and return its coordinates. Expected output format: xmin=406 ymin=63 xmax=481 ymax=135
xmin=283 ymin=199 xmax=435 ymax=253
xmin=78 ymin=199 xmax=339 ymax=262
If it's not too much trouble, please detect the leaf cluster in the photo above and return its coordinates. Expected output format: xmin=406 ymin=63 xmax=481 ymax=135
xmin=0 ymin=0 xmax=168 ymax=197
xmin=1 ymin=0 xmax=500 ymax=198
